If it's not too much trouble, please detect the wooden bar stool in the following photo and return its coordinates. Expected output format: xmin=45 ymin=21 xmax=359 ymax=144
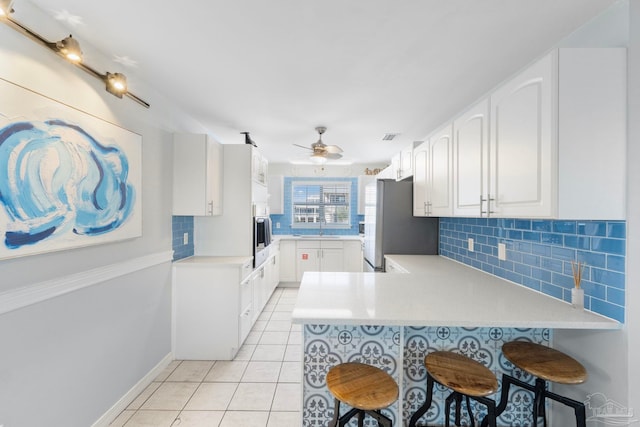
xmin=326 ymin=362 xmax=399 ymax=427
xmin=409 ymin=351 xmax=499 ymax=427
xmin=495 ymin=341 xmax=588 ymax=427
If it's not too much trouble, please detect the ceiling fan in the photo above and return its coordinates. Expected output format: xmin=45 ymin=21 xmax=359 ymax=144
xmin=294 ymin=126 xmax=343 ymax=163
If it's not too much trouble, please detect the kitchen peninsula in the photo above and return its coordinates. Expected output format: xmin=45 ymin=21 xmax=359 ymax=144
xmin=291 ymin=255 xmax=620 ymax=426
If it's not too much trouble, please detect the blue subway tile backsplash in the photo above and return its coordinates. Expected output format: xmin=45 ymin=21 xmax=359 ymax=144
xmin=439 ymin=217 xmax=626 ymax=323
xmin=172 ymin=216 xmax=194 ymax=261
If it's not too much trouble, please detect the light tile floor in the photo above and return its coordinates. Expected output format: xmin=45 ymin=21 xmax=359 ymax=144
xmin=110 ymin=288 xmax=302 ymax=427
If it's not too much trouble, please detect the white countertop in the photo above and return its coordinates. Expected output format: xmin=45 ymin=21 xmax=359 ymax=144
xmin=173 ymin=256 xmax=253 ymax=267
xmin=291 ymin=255 xmax=621 ymax=329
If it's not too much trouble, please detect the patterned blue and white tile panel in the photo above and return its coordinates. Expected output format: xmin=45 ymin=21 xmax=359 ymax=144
xmin=303 ymin=324 xmax=551 ymax=427
xmin=404 ymin=326 xmax=550 ymax=427
xmin=304 ymin=324 xmax=402 ymax=427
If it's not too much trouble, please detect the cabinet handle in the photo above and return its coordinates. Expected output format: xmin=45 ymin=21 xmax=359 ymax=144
xmin=208 ymin=200 xmax=214 ymax=215
xmin=241 ymin=307 xmax=251 ymax=317
xmin=480 ymin=194 xmax=495 ymax=217
xmin=425 ymin=201 xmax=432 ymax=216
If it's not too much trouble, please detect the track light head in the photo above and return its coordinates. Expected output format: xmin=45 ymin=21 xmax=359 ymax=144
xmin=0 ymin=0 xmax=14 ymax=17
xmin=56 ymin=34 xmax=82 ymax=63
xmin=105 ymin=72 xmax=127 ymax=97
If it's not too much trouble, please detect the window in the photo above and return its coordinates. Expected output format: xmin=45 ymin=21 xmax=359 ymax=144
xmin=292 ymin=181 xmax=351 ymax=228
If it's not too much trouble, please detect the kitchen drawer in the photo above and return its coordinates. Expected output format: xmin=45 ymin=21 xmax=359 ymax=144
xmin=241 ymin=259 xmax=253 ymax=280
xmin=296 ymin=240 xmax=344 ymax=249
xmin=239 ymin=303 xmax=252 ymax=345
xmin=240 ymin=276 xmax=252 ymax=309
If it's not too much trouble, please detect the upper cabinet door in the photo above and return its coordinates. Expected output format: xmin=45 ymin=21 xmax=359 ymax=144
xmin=252 ymin=149 xmax=268 ymax=186
xmin=489 ymin=53 xmax=555 ymax=218
xmin=429 ymin=123 xmax=453 ymax=217
xmin=412 ymin=142 xmax=429 ymax=217
xmin=453 ymin=99 xmax=489 ymax=217
xmin=173 ymin=133 xmax=223 ymax=216
xmin=206 ymin=137 xmax=223 ymax=215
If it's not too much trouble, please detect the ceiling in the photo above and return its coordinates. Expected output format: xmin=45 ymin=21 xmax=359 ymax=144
xmin=20 ymin=0 xmax=617 ymax=165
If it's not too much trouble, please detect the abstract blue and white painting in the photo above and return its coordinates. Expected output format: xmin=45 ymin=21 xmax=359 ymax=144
xmin=0 ymin=78 xmax=142 ymax=259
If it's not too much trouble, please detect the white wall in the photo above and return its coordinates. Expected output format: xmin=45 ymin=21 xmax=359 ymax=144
xmin=0 ymin=2 xmax=205 ymax=426
xmin=625 ymin=0 xmax=640 ymax=420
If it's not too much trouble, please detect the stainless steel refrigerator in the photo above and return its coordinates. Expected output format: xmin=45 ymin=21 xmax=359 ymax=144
xmin=363 ymin=179 xmax=439 ymax=271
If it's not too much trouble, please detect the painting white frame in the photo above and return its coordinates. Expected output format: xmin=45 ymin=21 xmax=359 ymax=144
xmin=0 ymin=77 xmax=142 ymax=260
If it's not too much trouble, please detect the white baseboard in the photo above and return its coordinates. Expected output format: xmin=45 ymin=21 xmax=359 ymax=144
xmin=91 ymin=352 xmax=174 ymax=427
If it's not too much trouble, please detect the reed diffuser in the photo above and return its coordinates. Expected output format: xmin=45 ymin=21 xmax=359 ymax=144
xmin=571 ymin=260 xmax=586 ymax=309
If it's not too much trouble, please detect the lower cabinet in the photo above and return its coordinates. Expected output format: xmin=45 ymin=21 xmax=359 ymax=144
xmin=279 ymin=240 xmax=297 ymax=283
xmin=173 ymin=255 xmax=278 ymax=361
xmin=384 ymin=256 xmax=409 ymax=274
xmin=344 ymin=240 xmax=364 ymax=273
xmin=292 ymin=239 xmax=364 ymax=282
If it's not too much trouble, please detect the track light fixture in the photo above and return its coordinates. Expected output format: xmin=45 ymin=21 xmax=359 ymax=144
xmin=0 ymin=0 xmax=14 ymax=16
xmin=105 ymin=72 xmax=127 ymax=97
xmin=55 ymin=34 xmax=82 ymax=63
xmin=0 ymin=2 xmax=149 ymax=108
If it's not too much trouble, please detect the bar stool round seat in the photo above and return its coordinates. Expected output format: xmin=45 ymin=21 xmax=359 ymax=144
xmin=327 ymin=362 xmax=399 ymax=427
xmin=409 ymin=351 xmax=499 ymax=427
xmin=495 ymin=341 xmax=588 ymax=427
xmin=502 ymin=341 xmax=587 ymax=384
xmin=426 ymin=351 xmax=499 ymax=397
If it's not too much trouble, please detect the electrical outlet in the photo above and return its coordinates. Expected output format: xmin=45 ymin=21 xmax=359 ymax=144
xmin=276 ymin=222 xmax=281 ymax=229
xmin=498 ymin=243 xmax=506 ymax=260
xmin=183 ymin=232 xmax=189 ymax=245
xmin=468 ymin=238 xmax=474 ymax=252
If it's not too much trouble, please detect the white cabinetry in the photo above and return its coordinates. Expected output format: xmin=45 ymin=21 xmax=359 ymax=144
xmin=413 ymin=125 xmax=453 ymax=217
xmin=195 ymin=144 xmax=267 ymax=256
xmin=173 ymin=133 xmax=223 ymax=216
xmin=279 ymin=240 xmax=297 ymax=283
xmin=296 ymin=240 xmax=344 ymax=281
xmin=250 ymin=264 xmax=267 ymax=324
xmin=173 ymin=257 xmax=253 ymax=360
xmin=293 ymin=238 xmax=364 ymax=281
xmin=344 ymin=240 xmax=364 ymax=273
xmin=441 ymin=48 xmax=625 ymax=219
xmin=453 ymin=99 xmax=490 ymax=217
xmin=489 ymin=52 xmax=555 ymax=218
xmin=488 ymin=48 xmax=626 ymax=219
xmin=391 ymin=142 xmax=418 ymax=181
xmin=252 ymin=150 xmax=268 ymax=186
xmin=384 ymin=257 xmax=409 ymax=274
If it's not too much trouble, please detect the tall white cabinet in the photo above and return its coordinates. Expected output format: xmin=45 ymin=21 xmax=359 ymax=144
xmin=195 ymin=144 xmax=268 ymax=256
xmin=173 ymin=133 xmax=223 ymax=216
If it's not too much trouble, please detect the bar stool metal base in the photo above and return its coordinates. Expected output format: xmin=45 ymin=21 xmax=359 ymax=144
xmin=329 ymin=397 xmax=393 ymax=427
xmin=487 ymin=374 xmax=586 ymax=427
xmin=408 ymin=373 xmax=497 ymax=427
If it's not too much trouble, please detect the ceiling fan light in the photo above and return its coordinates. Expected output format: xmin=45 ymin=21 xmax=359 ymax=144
xmin=310 ymin=153 xmax=327 ymax=164
xmin=56 ymin=34 xmax=83 ymax=63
